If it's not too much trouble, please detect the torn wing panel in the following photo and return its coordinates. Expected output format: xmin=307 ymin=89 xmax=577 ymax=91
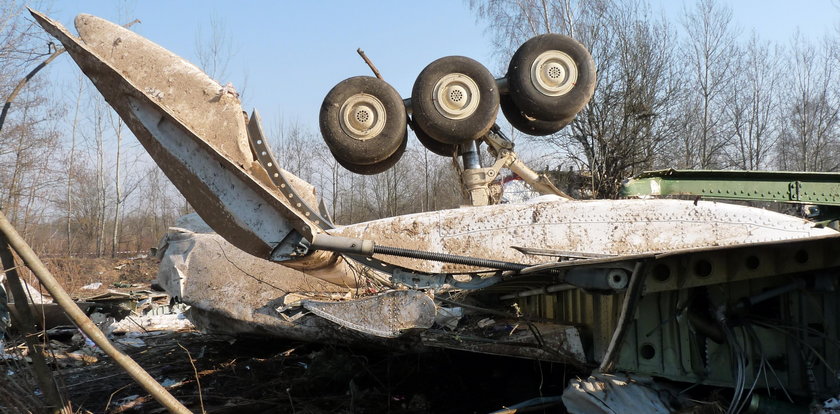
xmin=74 ymin=13 xmax=253 ymax=169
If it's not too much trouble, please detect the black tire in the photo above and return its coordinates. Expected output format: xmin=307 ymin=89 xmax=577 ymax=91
xmin=411 ymin=56 xmax=499 ymax=145
xmin=507 ymin=34 xmax=596 ymax=122
xmin=500 ymin=95 xmax=572 ymax=136
xmin=410 ymin=118 xmax=458 ymax=157
xmin=320 ymin=76 xmax=407 ymax=166
xmin=333 ymin=130 xmax=407 ymax=175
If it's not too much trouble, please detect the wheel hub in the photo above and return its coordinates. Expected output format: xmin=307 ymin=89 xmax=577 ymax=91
xmin=339 ymin=93 xmax=387 ymax=140
xmin=432 ymin=73 xmax=480 ymax=120
xmin=530 ymin=50 xmax=577 ymax=97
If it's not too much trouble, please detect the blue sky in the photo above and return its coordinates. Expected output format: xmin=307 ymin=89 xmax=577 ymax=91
xmin=38 ymin=1 xmax=840 ymax=134
xmin=42 ymin=1 xmax=495 ymax=132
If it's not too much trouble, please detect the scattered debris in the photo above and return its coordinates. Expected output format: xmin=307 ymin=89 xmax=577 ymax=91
xmin=818 ymin=396 xmax=840 ymax=413
xmin=110 ymin=311 xmax=193 ymax=334
xmin=159 ymin=378 xmax=184 ymax=388
xmin=80 ymin=282 xmax=102 ymax=290
xmin=476 ymin=317 xmax=495 ymax=329
xmin=561 ymin=373 xmax=681 ymax=413
xmin=433 ymin=306 xmax=463 ymax=330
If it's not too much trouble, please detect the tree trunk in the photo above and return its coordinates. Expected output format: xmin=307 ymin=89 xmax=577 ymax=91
xmin=111 ymin=117 xmax=123 ymax=258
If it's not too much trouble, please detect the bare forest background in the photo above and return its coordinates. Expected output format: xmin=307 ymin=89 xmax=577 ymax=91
xmin=1 ymin=0 xmax=840 ymax=258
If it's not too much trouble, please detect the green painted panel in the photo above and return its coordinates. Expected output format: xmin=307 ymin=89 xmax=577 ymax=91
xmin=621 ymin=169 xmax=840 ymax=206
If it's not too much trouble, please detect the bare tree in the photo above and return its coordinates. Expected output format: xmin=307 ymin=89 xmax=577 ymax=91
xmin=724 ymin=34 xmax=778 ymax=170
xmin=0 ymin=86 xmax=60 ymax=227
xmin=776 ymin=32 xmax=840 ymax=171
xmin=87 ymin=98 xmax=109 ymax=257
xmin=271 ymin=117 xmax=320 ymax=182
xmin=194 ymin=14 xmax=235 ymax=82
xmin=677 ymin=0 xmax=739 ymax=168
xmin=0 ymin=2 xmax=61 ymax=227
xmin=469 ymin=0 xmax=577 ymax=59
xmin=472 ymin=0 xmax=682 ymax=198
xmin=65 ymin=76 xmax=85 ymax=254
xmin=108 ymin=111 xmax=124 ymax=257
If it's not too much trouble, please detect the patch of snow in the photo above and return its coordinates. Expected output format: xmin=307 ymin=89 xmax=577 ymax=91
xmin=81 ymin=282 xmax=102 ymax=290
xmin=110 ymin=312 xmax=194 ymax=334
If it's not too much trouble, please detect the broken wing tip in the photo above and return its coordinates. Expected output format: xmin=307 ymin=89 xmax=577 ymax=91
xmin=27 ymin=8 xmax=75 ymax=41
xmin=27 ymin=7 xmax=49 ymax=23
xmin=27 ymin=9 xmax=60 ymax=37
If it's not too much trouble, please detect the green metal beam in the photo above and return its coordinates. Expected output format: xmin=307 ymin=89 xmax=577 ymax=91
xmin=621 ymin=169 xmax=840 ymax=206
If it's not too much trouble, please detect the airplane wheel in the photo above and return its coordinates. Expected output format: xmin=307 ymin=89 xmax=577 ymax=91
xmin=332 ymin=131 xmax=407 ymax=175
xmin=500 ymin=95 xmax=572 ymax=136
xmin=411 ymin=118 xmax=458 ymax=157
xmin=411 ymin=56 xmax=499 ymax=145
xmin=507 ymin=34 xmax=595 ymax=122
xmin=320 ymin=76 xmax=407 ymax=166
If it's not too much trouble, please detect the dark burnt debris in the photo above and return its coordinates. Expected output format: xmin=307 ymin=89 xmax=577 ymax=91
xmin=3 ymin=330 xmax=577 ymax=413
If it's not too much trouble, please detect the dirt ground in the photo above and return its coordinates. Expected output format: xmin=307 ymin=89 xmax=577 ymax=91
xmin=2 ymin=256 xmax=576 ymax=413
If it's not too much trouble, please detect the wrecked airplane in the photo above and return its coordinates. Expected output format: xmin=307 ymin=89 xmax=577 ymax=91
xmin=31 ymin=9 xmax=840 ymax=412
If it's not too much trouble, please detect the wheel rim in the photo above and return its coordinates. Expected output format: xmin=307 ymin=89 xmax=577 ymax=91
xmin=432 ymin=73 xmax=481 ymax=120
xmin=530 ymin=50 xmax=577 ymax=97
xmin=339 ymin=93 xmax=387 ymax=140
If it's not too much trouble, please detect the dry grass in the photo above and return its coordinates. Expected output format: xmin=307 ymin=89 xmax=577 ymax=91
xmin=14 ymin=256 xmax=159 ymax=298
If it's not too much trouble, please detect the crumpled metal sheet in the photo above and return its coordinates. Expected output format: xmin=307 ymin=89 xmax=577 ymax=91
xmin=302 ymin=290 xmax=435 ymax=338
xmin=155 ymin=215 xmax=423 ymax=350
xmin=157 ymin=214 xmax=347 ymax=327
xmin=562 ymin=373 xmax=676 ymax=414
